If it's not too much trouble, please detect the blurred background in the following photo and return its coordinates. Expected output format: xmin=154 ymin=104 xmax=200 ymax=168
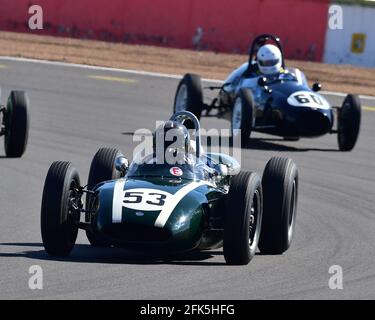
xmin=0 ymin=0 xmax=374 ymax=67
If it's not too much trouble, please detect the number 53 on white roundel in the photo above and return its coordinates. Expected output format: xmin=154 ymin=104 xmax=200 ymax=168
xmin=121 ymin=188 xmax=171 ymax=211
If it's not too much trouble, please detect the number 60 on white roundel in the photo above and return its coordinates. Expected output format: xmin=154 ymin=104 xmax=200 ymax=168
xmin=287 ymin=91 xmax=330 ymax=110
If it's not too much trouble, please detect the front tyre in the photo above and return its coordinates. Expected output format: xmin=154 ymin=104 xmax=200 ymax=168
xmin=174 ymin=73 xmax=203 ymax=120
xmin=41 ymin=161 xmax=81 ymax=256
xmin=85 ymin=147 xmax=122 ymax=246
xmin=338 ymin=94 xmax=361 ymax=151
xmin=4 ymin=91 xmax=29 ymax=157
xmin=231 ymin=89 xmax=254 ymax=148
xmin=223 ymin=171 xmax=263 ymax=265
xmin=259 ymin=157 xmax=298 ymax=254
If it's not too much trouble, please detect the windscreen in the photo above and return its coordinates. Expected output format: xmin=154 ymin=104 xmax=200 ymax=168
xmin=126 ymin=151 xmax=206 ymax=180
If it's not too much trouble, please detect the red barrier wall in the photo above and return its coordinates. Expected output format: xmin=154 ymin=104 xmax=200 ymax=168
xmin=0 ymin=0 xmax=329 ymax=61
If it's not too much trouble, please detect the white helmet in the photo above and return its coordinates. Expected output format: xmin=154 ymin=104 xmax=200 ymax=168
xmin=257 ymin=44 xmax=282 ymax=75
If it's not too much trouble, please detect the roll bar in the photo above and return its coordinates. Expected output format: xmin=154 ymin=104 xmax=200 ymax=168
xmin=248 ymin=34 xmax=285 ymax=69
xmin=169 ymin=111 xmax=201 ymax=158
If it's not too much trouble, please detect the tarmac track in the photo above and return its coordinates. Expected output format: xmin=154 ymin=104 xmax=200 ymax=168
xmin=0 ymin=58 xmax=374 ymax=299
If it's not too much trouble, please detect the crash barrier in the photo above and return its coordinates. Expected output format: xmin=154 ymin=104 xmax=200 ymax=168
xmin=0 ymin=0 xmax=330 ymax=62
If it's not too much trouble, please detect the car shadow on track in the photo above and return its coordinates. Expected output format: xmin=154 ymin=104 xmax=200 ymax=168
xmin=204 ymin=137 xmax=339 ymax=152
xmin=122 ymin=131 xmax=339 ymax=152
xmin=244 ymin=138 xmax=339 ymax=152
xmin=122 ymin=131 xmax=153 ymax=137
xmin=0 ymin=243 xmax=227 ymax=266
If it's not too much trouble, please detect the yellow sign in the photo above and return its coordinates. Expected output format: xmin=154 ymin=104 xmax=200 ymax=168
xmin=351 ymin=33 xmax=366 ymax=54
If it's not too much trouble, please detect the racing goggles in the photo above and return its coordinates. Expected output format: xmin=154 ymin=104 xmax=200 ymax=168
xmin=259 ymin=59 xmax=280 ymax=67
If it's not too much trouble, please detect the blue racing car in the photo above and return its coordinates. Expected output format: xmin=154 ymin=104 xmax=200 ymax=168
xmin=174 ymin=34 xmax=361 ymax=150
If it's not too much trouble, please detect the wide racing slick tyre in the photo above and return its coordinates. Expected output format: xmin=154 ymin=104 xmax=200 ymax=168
xmin=258 ymin=157 xmax=298 ymax=254
xmin=4 ymin=91 xmax=29 ymax=158
xmin=338 ymin=94 xmax=361 ymax=151
xmin=223 ymin=171 xmax=263 ymax=265
xmin=41 ymin=161 xmax=81 ymax=256
xmin=86 ymin=147 xmax=122 ymax=246
xmin=174 ymin=73 xmax=203 ymax=120
xmin=230 ymin=88 xmax=254 ymax=148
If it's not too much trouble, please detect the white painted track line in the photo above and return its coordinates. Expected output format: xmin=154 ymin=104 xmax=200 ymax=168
xmin=0 ymin=56 xmax=374 ymax=100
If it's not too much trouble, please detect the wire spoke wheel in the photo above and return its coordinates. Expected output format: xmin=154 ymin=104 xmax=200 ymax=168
xmin=287 ymin=179 xmax=297 ymax=243
xmin=249 ymin=189 xmax=261 ymax=251
xmin=232 ymin=97 xmax=242 ymax=133
xmin=175 ymin=84 xmax=188 ymax=112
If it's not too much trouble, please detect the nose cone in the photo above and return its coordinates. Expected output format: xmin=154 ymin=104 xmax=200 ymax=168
xmin=296 ymin=109 xmax=333 ymax=137
xmin=93 ymin=178 xmax=208 ymax=252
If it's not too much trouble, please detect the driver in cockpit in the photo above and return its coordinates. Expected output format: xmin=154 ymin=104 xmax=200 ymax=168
xmin=256 ymin=44 xmax=284 ymax=77
xmin=244 ymin=44 xmax=286 ymax=88
xmin=150 ymin=120 xmax=215 ymax=179
xmin=153 ymin=120 xmax=192 ymax=165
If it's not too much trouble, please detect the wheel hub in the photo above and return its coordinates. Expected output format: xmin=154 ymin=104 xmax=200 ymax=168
xmin=248 ymin=190 xmax=259 ymax=247
xmin=232 ymin=98 xmax=242 ymax=131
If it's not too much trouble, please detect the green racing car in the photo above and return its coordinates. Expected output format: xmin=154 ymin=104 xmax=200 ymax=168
xmin=41 ymin=111 xmax=299 ymax=265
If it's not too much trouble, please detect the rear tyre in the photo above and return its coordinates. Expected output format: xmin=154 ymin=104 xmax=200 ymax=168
xmin=41 ymin=161 xmax=80 ymax=256
xmin=4 ymin=91 xmax=29 ymax=157
xmin=259 ymin=157 xmax=298 ymax=254
xmin=223 ymin=171 xmax=263 ymax=265
xmin=230 ymin=89 xmax=254 ymax=148
xmin=338 ymin=94 xmax=361 ymax=151
xmin=85 ymin=147 xmax=122 ymax=246
xmin=174 ymin=73 xmax=203 ymax=120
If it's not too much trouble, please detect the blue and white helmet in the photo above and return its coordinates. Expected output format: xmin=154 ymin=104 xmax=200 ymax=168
xmin=257 ymin=44 xmax=282 ymax=75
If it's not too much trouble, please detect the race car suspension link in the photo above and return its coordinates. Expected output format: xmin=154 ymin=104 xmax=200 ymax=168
xmin=202 ymin=98 xmax=229 ymax=118
xmin=68 ymin=185 xmax=96 ymax=215
xmin=68 ymin=185 xmax=97 ymax=231
xmin=205 ymin=85 xmax=223 ymax=90
xmin=202 ymin=98 xmax=218 ymax=116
